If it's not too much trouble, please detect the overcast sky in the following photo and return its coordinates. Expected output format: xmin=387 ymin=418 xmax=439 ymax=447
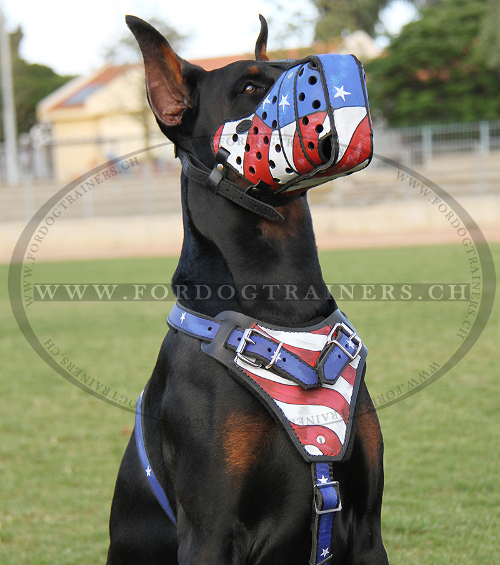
xmin=1 ymin=0 xmax=417 ymax=76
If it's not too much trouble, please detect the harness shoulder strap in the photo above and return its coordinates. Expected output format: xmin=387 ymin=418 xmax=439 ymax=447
xmin=135 ymin=388 xmax=176 ymax=524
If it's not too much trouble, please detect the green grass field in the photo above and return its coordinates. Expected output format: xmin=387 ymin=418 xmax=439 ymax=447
xmin=1 ymin=243 xmax=499 ymax=564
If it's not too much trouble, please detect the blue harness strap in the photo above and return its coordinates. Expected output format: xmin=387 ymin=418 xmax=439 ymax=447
xmin=135 ymin=389 xmax=176 ymax=524
xmin=311 ymin=462 xmax=341 ymax=564
xmin=138 ymin=303 xmax=366 ymax=563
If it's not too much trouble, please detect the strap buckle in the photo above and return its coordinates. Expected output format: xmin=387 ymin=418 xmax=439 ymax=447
xmin=326 ymin=322 xmax=362 ymax=361
xmin=234 ymin=327 xmax=284 ymax=369
xmin=207 ymin=147 xmax=230 ymax=193
xmin=234 ymin=327 xmax=264 ymax=367
xmin=314 ymin=481 xmax=342 ymax=514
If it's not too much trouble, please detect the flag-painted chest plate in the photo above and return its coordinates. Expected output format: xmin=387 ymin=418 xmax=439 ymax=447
xmin=168 ymin=305 xmax=366 ymax=463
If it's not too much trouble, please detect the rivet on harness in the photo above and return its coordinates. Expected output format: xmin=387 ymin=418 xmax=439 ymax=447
xmin=135 ymin=303 xmax=367 ymax=564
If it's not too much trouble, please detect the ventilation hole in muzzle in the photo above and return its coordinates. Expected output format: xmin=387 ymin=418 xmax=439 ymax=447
xmin=245 ymin=144 xmax=250 ymax=152
xmin=308 ymin=76 xmax=317 ymax=85
xmin=308 ymin=141 xmax=315 ymax=151
xmin=272 ymin=177 xmax=280 ymax=183
xmin=302 ymin=116 xmax=309 ymax=126
xmin=249 ymin=166 xmax=256 ymax=175
xmin=285 ymin=167 xmax=294 ymax=174
xmin=312 ymin=100 xmax=321 ymax=110
xmin=256 ymin=152 xmax=262 ymax=160
xmin=272 ymin=96 xmax=277 ymax=103
xmin=264 ymin=136 xmax=269 ymax=145
xmin=272 ymin=120 xmax=277 ymax=129
xmin=319 ymin=135 xmax=333 ymax=162
xmin=299 ymin=92 xmax=305 ymax=102
xmin=262 ymin=111 xmax=267 ymax=120
xmin=275 ymin=144 xmax=282 ymax=153
xmin=270 ymin=160 xmax=276 ymax=169
xmin=315 ymin=124 xmax=324 ymax=134
xmin=232 ymin=134 xmax=238 ymax=142
xmin=236 ymin=156 xmax=242 ymax=165
xmin=253 ymin=126 xmax=259 ymax=135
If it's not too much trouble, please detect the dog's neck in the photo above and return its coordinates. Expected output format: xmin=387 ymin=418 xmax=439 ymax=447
xmin=172 ymin=173 xmax=336 ymax=326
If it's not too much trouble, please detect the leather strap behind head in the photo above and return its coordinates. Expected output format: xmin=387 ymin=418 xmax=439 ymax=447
xmin=177 ymin=148 xmax=285 ymax=221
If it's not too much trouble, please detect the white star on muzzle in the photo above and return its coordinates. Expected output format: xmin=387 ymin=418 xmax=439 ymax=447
xmin=334 ymin=85 xmax=351 ymax=101
xmin=279 ymin=94 xmax=290 ymax=110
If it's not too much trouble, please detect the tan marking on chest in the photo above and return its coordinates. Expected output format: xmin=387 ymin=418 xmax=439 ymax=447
xmin=356 ymin=403 xmax=383 ymax=470
xmin=221 ymin=412 xmax=272 ymax=479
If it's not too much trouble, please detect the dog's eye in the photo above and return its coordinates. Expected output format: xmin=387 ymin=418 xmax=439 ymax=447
xmin=243 ymin=83 xmax=260 ymax=94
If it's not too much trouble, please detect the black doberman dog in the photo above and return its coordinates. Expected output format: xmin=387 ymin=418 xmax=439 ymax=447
xmin=107 ymin=15 xmax=388 ymax=565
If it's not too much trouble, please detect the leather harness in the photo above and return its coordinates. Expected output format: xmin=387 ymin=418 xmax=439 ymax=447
xmin=135 ymin=303 xmax=367 ymax=564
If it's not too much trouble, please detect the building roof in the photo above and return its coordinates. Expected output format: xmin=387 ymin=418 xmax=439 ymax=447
xmin=39 ymin=37 xmax=381 ymax=116
xmin=38 ymin=54 xmax=248 ymax=114
xmin=52 ymin=66 xmax=132 ymax=109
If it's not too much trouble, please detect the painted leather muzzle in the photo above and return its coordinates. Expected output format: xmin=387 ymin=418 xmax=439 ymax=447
xmin=213 ymin=54 xmax=373 ymax=194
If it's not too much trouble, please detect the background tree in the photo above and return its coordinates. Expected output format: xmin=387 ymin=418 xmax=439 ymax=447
xmin=364 ymin=0 xmax=500 ymax=126
xmin=310 ymin=0 xmax=438 ymax=41
xmin=102 ymin=18 xmax=188 ymax=65
xmin=313 ymin=0 xmax=391 ymax=40
xmin=478 ymin=0 xmax=500 ymax=72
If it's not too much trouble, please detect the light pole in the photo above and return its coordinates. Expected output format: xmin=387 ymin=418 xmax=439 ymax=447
xmin=0 ymin=8 xmax=19 ymax=185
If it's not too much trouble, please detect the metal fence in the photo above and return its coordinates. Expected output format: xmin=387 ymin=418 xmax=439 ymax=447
xmin=0 ymin=120 xmax=498 ymax=222
xmin=371 ymin=120 xmax=500 ymax=169
xmin=2 ymin=120 xmax=500 ymax=183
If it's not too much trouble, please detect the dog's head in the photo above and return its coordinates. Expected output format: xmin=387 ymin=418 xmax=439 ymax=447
xmin=127 ymin=15 xmax=372 ymax=211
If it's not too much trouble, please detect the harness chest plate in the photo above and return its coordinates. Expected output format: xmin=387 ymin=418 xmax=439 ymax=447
xmin=168 ymin=304 xmax=367 ymax=463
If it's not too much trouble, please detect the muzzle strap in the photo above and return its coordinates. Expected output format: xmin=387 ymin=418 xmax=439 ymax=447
xmin=177 ymin=148 xmax=284 ymax=221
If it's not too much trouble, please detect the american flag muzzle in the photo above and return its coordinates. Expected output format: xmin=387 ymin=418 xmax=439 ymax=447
xmin=213 ymin=54 xmax=373 ymax=194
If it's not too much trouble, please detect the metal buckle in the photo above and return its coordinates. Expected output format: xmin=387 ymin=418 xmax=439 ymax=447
xmin=235 ymin=328 xmax=260 ymax=367
xmin=314 ymin=481 xmax=342 ymax=514
xmin=234 ymin=327 xmax=269 ymax=367
xmin=326 ymin=322 xmax=362 ymax=361
xmin=234 ymin=327 xmax=284 ymax=370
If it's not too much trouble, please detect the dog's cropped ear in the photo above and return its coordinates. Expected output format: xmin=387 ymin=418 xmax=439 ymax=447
xmin=255 ymin=15 xmax=269 ymax=62
xmin=126 ymin=15 xmax=191 ymax=127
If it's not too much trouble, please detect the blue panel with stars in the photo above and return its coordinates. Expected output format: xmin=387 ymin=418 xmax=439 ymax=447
xmin=276 ymin=66 xmax=299 ymax=127
xmin=255 ymin=75 xmax=282 ymax=130
xmin=295 ymin=62 xmax=327 ymax=119
xmin=319 ymin=54 xmax=366 ymax=109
